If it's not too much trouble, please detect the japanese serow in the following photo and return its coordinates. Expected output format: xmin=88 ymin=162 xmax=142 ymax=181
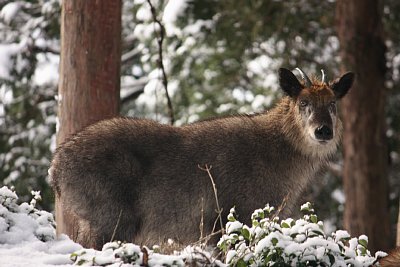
xmin=50 ymin=68 xmax=354 ymax=249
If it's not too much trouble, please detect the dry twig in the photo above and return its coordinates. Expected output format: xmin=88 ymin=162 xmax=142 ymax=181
xmin=142 ymin=246 xmax=149 ymax=266
xmin=110 ymin=209 xmax=123 ymax=242
xmin=272 ymin=193 xmax=289 ymax=219
xmin=199 ymin=197 xmax=204 ymax=241
xmin=198 ymin=164 xmax=225 ymax=237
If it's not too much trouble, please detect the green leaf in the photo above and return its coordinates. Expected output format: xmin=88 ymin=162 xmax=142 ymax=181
xmin=358 ymin=239 xmax=368 ymax=248
xmin=241 ymin=227 xmax=250 ymax=241
xmin=328 ymin=253 xmax=335 ymax=265
xmin=70 ymin=253 xmax=77 ymax=261
xmin=228 ymin=213 xmax=236 ymax=222
xmin=359 ymin=246 xmax=367 ymax=256
xmin=265 ymin=253 xmax=273 ymax=263
xmin=281 ymin=222 xmax=290 ymax=228
xmin=310 ymin=215 xmax=318 ymax=223
xmin=300 ymin=202 xmax=314 ymax=213
xmin=76 ymin=259 xmax=86 ymax=266
xmin=311 ymin=230 xmax=324 ymax=237
xmin=264 ymin=204 xmax=275 ymax=214
xmin=236 ymin=258 xmax=247 ymax=267
xmin=271 ymin=237 xmax=278 ymax=246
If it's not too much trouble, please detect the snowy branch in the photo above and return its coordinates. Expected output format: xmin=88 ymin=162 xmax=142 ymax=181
xmin=120 ymin=76 xmax=148 ymax=104
xmin=121 ymin=47 xmax=141 ymax=64
xmin=120 ymin=88 xmax=145 ymax=105
xmin=31 ymin=44 xmax=60 ymax=55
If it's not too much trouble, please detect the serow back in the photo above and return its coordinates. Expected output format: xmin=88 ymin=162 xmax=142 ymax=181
xmin=50 ymin=68 xmax=354 ymax=249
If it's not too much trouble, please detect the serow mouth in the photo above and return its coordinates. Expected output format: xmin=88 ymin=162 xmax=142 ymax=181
xmin=309 ymin=136 xmax=332 ymax=145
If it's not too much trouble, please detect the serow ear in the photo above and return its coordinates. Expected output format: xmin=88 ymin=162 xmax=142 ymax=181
xmin=279 ymin=68 xmax=303 ymax=97
xmin=332 ymin=72 xmax=355 ymax=99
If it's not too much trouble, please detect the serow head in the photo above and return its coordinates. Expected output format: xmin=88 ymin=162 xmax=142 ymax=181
xmin=278 ymin=67 xmax=355 ymax=145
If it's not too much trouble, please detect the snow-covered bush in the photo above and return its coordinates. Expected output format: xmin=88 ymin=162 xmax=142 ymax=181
xmin=71 ymin=241 xmax=179 ymax=266
xmin=0 ymin=186 xmax=390 ymax=266
xmin=69 ymin=202 xmax=388 ymax=267
xmin=217 ymin=202 xmax=386 ymax=267
xmin=0 ymin=186 xmax=56 ymax=243
xmin=70 ymin=241 xmax=224 ymax=266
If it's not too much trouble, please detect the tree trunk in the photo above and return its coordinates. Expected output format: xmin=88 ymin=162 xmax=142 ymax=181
xmin=397 ymin=199 xmax=400 ymax=246
xmin=56 ymin=0 xmax=121 ymax=241
xmin=336 ymin=0 xmax=391 ymax=252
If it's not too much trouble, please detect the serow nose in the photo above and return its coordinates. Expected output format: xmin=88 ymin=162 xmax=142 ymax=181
xmin=315 ymin=125 xmax=333 ymax=141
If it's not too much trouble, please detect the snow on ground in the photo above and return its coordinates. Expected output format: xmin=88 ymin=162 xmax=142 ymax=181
xmin=0 ymin=186 xmax=80 ymax=267
xmin=0 ymin=232 xmax=221 ymax=267
xmin=0 ymin=186 xmax=222 ymax=267
xmin=0 ymin=185 xmax=77 ymax=266
xmin=0 ymin=235 xmax=81 ymax=267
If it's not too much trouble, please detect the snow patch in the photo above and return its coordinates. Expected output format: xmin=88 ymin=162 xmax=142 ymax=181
xmin=163 ymin=0 xmax=188 ymax=36
xmin=0 ymin=2 xmax=21 ymax=24
xmin=33 ymin=53 xmax=59 ymax=86
xmin=331 ymin=188 xmax=346 ymax=204
xmin=163 ymin=0 xmax=187 ymax=24
xmin=0 ymin=43 xmax=25 ymax=80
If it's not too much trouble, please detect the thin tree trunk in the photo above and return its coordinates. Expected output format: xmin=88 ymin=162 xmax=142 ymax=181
xmin=336 ymin=0 xmax=391 ymax=253
xmin=56 ymin=0 xmax=121 ymax=241
xmin=397 ymin=199 xmax=400 ymax=246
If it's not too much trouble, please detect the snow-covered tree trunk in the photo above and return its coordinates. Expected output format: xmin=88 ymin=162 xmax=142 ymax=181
xmin=336 ymin=0 xmax=391 ymax=253
xmin=56 ymin=0 xmax=121 ymax=242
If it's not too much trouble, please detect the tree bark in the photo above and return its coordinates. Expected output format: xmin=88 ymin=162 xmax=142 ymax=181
xmin=336 ymin=0 xmax=391 ymax=252
xmin=56 ymin=0 xmax=121 ymax=240
xmin=397 ymin=199 xmax=400 ymax=246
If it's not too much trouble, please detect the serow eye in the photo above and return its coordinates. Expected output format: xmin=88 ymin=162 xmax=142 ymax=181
xmin=299 ymin=100 xmax=309 ymax=108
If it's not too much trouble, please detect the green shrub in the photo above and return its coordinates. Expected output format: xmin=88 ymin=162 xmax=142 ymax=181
xmin=217 ymin=202 xmax=386 ymax=266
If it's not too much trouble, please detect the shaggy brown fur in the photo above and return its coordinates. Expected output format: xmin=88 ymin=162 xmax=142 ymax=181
xmin=379 ymin=247 xmax=400 ymax=267
xmin=50 ymin=68 xmax=354 ymax=249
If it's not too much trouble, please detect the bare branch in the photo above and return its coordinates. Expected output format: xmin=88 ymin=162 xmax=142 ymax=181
xmin=272 ymin=193 xmax=289 ymax=219
xmin=110 ymin=209 xmax=123 ymax=242
xmin=120 ymin=77 xmax=149 ymax=104
xmin=31 ymin=44 xmax=60 ymax=55
xmin=199 ymin=197 xmax=204 ymax=241
xmin=0 ymin=129 xmax=16 ymax=135
xmin=120 ymin=88 xmax=144 ymax=105
xmin=146 ymin=0 xmax=175 ymax=125
xmin=121 ymin=47 xmax=140 ymax=64
xmin=198 ymin=164 xmax=225 ymax=237
xmin=141 ymin=246 xmax=149 ymax=266
xmin=192 ymin=229 xmax=223 ymax=246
